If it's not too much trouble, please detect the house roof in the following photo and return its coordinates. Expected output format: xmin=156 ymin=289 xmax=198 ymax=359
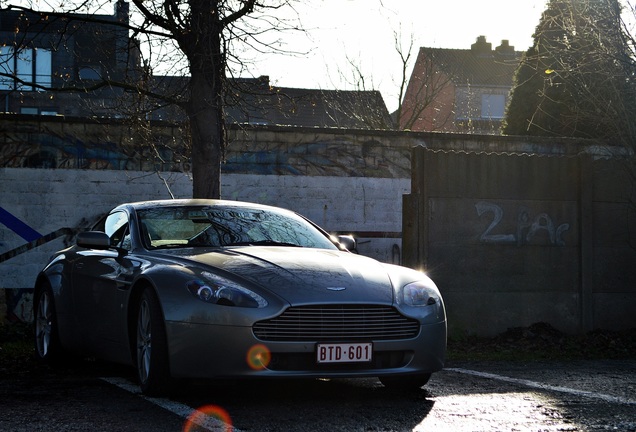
xmin=226 ymin=78 xmax=393 ymax=129
xmin=151 ymin=76 xmax=394 ymax=130
xmin=420 ymin=36 xmax=521 ymax=87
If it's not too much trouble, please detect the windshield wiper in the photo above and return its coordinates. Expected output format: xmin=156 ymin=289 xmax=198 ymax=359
xmin=152 ymin=243 xmax=188 ymax=250
xmin=224 ymin=240 xmax=301 ymax=247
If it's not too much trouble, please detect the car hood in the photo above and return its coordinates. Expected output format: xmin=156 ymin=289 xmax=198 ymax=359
xmin=163 ymin=247 xmax=395 ymax=305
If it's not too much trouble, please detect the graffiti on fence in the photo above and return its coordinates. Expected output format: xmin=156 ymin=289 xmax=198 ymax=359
xmin=475 ymin=201 xmax=570 ymax=246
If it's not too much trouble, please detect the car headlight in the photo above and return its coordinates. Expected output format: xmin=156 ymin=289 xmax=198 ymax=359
xmin=399 ymin=281 xmax=441 ymax=307
xmin=186 ymin=273 xmax=268 ymax=308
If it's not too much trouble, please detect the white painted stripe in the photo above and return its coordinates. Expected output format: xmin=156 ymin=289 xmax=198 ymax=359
xmin=101 ymin=377 xmax=242 ymax=431
xmin=446 ymin=368 xmax=636 ymax=405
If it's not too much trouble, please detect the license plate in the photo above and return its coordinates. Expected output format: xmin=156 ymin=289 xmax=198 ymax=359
xmin=316 ymin=342 xmax=373 ymax=363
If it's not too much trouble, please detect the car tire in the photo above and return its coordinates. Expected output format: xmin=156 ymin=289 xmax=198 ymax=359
xmin=379 ymin=373 xmax=431 ymax=391
xmin=136 ymin=287 xmax=171 ymax=396
xmin=34 ymin=284 xmax=65 ymax=363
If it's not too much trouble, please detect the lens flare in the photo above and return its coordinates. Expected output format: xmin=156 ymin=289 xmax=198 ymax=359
xmin=246 ymin=344 xmax=271 ymax=370
xmin=183 ymin=405 xmax=232 ymax=432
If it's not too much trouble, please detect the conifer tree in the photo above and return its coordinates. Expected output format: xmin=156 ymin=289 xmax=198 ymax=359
xmin=503 ymin=0 xmax=635 ymax=143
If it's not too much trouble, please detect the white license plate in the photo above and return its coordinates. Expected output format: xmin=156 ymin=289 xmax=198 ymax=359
xmin=316 ymin=342 xmax=373 ymax=363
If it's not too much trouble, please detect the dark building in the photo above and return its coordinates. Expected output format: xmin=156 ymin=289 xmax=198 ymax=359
xmin=0 ymin=0 xmax=137 ymax=117
xmin=1 ymin=2 xmax=392 ymax=129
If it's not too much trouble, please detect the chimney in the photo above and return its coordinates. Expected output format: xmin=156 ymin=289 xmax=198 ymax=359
xmin=471 ymin=36 xmax=492 ymax=56
xmin=495 ymin=40 xmax=515 ymax=56
xmin=116 ymin=1 xmax=129 ymax=24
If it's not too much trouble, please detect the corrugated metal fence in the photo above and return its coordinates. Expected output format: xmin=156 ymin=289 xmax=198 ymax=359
xmin=403 ymin=147 xmax=636 ymax=336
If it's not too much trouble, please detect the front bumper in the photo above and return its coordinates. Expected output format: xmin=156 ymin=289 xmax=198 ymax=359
xmin=166 ymin=320 xmax=446 ymax=379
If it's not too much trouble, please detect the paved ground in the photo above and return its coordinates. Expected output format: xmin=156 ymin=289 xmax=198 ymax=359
xmin=1 ymin=357 xmax=635 ymax=431
xmin=2 ymin=322 xmax=635 ymax=431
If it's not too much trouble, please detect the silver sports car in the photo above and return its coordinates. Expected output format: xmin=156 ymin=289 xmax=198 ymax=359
xmin=34 ymin=199 xmax=446 ymax=395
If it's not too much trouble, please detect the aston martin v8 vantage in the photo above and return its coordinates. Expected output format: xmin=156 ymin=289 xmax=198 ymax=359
xmin=33 ymin=199 xmax=446 ymax=395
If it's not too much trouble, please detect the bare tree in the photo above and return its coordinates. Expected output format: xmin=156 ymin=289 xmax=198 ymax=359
xmin=0 ymin=0 xmax=302 ymax=198
xmin=392 ymin=28 xmax=414 ymax=129
xmin=328 ymin=28 xmax=453 ymax=131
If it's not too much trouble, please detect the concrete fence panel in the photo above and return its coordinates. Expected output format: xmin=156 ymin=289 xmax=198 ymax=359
xmin=403 ymin=148 xmax=636 ymax=336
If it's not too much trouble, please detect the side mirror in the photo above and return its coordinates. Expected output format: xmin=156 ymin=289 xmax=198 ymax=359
xmin=337 ymin=235 xmax=358 ymax=253
xmin=77 ymin=231 xmax=110 ymax=250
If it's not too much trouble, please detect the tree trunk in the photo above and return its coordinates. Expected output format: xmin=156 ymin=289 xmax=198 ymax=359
xmin=188 ymin=72 xmax=224 ymax=199
xmin=183 ymin=0 xmax=226 ymax=199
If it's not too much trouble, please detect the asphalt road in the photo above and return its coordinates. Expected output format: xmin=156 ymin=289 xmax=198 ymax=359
xmin=1 ymin=358 xmax=635 ymax=431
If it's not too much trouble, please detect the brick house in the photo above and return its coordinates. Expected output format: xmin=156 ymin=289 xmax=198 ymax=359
xmin=399 ymin=36 xmax=521 ymax=134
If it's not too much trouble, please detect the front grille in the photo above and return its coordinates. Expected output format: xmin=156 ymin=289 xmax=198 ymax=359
xmin=253 ymin=305 xmax=420 ymax=342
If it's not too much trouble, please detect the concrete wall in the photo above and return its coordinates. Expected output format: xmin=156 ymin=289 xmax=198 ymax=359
xmin=403 ymin=147 xmax=636 ymax=336
xmin=4 ymin=116 xmax=633 ymax=336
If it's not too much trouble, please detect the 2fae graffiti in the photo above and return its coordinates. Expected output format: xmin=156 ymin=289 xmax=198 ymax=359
xmin=475 ymin=201 xmax=570 ymax=246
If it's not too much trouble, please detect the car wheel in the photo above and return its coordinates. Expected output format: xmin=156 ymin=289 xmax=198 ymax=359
xmin=136 ymin=287 xmax=171 ymax=396
xmin=379 ymin=373 xmax=431 ymax=391
xmin=34 ymin=284 xmax=64 ymax=362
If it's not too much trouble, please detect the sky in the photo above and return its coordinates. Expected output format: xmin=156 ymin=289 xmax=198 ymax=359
xmin=248 ymin=0 xmax=549 ymax=112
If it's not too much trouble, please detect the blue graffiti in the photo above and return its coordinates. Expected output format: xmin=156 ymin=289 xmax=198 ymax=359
xmin=0 ymin=206 xmax=42 ymax=242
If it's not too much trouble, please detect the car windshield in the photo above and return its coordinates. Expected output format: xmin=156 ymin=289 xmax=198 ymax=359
xmin=137 ymin=205 xmax=338 ymax=250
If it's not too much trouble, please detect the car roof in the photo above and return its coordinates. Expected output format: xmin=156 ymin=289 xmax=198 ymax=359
xmin=113 ymin=199 xmax=291 ymax=213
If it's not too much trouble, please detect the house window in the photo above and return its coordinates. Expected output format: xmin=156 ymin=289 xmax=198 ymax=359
xmin=20 ymin=107 xmax=39 ymax=115
xmin=79 ymin=66 xmax=102 ymax=80
xmin=20 ymin=107 xmax=58 ymax=116
xmin=34 ymin=49 xmax=52 ymax=88
xmin=0 ymin=46 xmax=52 ymax=91
xmin=481 ymin=94 xmax=505 ymax=119
xmin=0 ymin=47 xmax=13 ymax=90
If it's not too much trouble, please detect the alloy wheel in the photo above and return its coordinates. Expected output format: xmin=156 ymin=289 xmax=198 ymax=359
xmin=137 ymin=298 xmax=152 ymax=384
xmin=35 ymin=290 xmax=52 ymax=358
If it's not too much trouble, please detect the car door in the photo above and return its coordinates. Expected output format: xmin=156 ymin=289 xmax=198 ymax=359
xmin=71 ymin=210 xmax=140 ymax=360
